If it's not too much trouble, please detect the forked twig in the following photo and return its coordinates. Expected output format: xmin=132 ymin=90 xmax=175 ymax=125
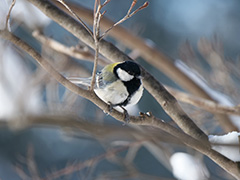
xmin=99 ymin=0 xmax=149 ymax=40
xmin=57 ymin=0 xmax=93 ymax=37
xmin=5 ymin=0 xmax=16 ymax=30
xmin=90 ymin=0 xmax=101 ymax=90
xmin=90 ymin=0 xmax=110 ymax=89
xmin=55 ymin=0 xmax=148 ymax=90
xmin=90 ymin=0 xmax=148 ymax=89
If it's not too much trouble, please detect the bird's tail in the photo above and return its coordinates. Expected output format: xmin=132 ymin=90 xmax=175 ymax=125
xmin=67 ymin=77 xmax=92 ymax=87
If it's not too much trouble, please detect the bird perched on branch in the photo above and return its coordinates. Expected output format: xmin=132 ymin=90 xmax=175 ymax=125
xmin=68 ymin=61 xmax=144 ymax=122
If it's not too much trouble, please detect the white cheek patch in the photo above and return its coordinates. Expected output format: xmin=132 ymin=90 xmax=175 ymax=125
xmin=117 ymin=68 xmax=134 ymax=81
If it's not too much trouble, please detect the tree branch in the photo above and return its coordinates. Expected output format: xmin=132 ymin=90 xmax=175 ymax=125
xmin=5 ymin=0 xmax=15 ymax=30
xmin=56 ymin=0 xmax=93 ymax=37
xmin=27 ymin=0 xmax=208 ymax=142
xmin=32 ymin=30 xmax=109 ymax=65
xmin=1 ymin=29 xmax=239 ymax=179
xmin=52 ymin=1 xmax=237 ymax=132
xmin=2 ymin=0 xmax=240 ymax=177
xmin=166 ymin=86 xmax=240 ymax=116
xmin=1 ymin=113 xmax=240 ymax=179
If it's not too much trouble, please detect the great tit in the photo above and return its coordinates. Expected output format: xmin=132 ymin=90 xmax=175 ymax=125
xmin=68 ymin=61 xmax=144 ymax=122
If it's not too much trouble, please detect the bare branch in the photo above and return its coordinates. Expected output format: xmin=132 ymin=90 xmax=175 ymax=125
xmin=26 ymin=145 xmax=40 ymax=180
xmin=32 ymin=30 xmax=109 ymax=65
xmin=26 ymin=0 xmax=210 ymax=141
xmin=1 ymin=29 xmax=240 ymax=179
xmin=91 ymin=0 xmax=148 ymax=88
xmin=3 ymin=0 xmax=240 ymax=177
xmin=56 ymin=0 xmax=93 ymax=37
xmin=5 ymin=0 xmax=16 ymax=30
xmin=90 ymin=0 xmax=113 ymax=89
xmin=129 ymin=1 xmax=149 ymax=17
xmin=90 ymin=0 xmax=102 ymax=90
xmin=166 ymin=86 xmax=240 ymax=116
xmin=15 ymin=164 xmax=30 ymax=180
xmin=42 ymin=142 xmax=132 ymax=180
xmin=102 ymin=0 xmax=111 ymax=7
xmin=52 ymin=1 xmax=237 ymax=132
xmin=99 ymin=1 xmax=149 ymax=40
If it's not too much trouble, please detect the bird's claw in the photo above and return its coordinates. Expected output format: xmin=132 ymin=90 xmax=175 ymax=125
xmin=121 ymin=106 xmax=130 ymax=125
xmin=104 ymin=104 xmax=130 ymax=125
xmin=104 ymin=103 xmax=114 ymax=115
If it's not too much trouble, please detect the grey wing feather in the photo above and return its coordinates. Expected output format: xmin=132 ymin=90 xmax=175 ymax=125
xmin=67 ymin=77 xmax=92 ymax=87
xmin=96 ymin=70 xmax=117 ymax=89
xmin=68 ymin=68 xmax=117 ymax=88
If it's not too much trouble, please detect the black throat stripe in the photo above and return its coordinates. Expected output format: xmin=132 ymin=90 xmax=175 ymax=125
xmin=118 ymin=78 xmax=141 ymax=106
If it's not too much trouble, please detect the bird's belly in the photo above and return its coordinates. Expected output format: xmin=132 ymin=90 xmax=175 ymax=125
xmin=94 ymin=80 xmax=128 ymax=105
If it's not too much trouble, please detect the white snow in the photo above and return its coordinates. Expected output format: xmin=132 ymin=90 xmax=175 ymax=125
xmin=170 ymin=152 xmax=209 ymax=180
xmin=209 ymin=131 xmax=240 ymax=162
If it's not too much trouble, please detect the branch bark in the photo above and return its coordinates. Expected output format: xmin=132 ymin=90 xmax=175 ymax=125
xmin=32 ymin=30 xmax=108 ymax=65
xmin=27 ymin=0 xmax=208 ymax=142
xmin=166 ymin=86 xmax=240 ymax=116
xmin=1 ymin=113 xmax=240 ymax=179
xmin=52 ymin=1 xmax=238 ymax=132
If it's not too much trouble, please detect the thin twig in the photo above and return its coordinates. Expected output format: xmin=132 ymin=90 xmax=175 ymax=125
xmin=5 ymin=0 xmax=16 ymax=30
xmin=99 ymin=1 xmax=149 ymax=40
xmin=102 ymin=0 xmax=111 ymax=7
xmin=43 ymin=143 xmax=135 ymax=180
xmin=91 ymin=0 xmax=109 ymax=89
xmin=90 ymin=0 xmax=102 ymax=90
xmin=32 ymin=30 xmax=109 ymax=65
xmin=91 ymin=0 xmax=148 ymax=89
xmin=56 ymin=0 xmax=93 ymax=37
xmin=15 ymin=164 xmax=31 ymax=180
xmin=27 ymin=145 xmax=40 ymax=180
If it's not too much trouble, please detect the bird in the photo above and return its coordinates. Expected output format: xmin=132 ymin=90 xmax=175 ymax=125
xmin=67 ymin=61 xmax=144 ymax=122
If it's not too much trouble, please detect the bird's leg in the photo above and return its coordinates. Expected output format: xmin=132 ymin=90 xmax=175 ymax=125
xmin=108 ymin=102 xmax=114 ymax=113
xmin=103 ymin=102 xmax=114 ymax=115
xmin=105 ymin=103 xmax=129 ymax=124
xmin=120 ymin=106 xmax=130 ymax=124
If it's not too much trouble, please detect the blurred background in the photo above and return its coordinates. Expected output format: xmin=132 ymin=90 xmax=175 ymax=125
xmin=1 ymin=0 xmax=240 ymax=179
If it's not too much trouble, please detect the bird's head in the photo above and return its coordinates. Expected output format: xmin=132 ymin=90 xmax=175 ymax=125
xmin=114 ymin=61 xmax=141 ymax=82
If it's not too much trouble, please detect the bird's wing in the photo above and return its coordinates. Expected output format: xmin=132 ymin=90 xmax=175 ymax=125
xmin=96 ymin=68 xmax=118 ymax=88
xmin=68 ymin=62 xmax=119 ymax=88
xmin=67 ymin=77 xmax=92 ymax=87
